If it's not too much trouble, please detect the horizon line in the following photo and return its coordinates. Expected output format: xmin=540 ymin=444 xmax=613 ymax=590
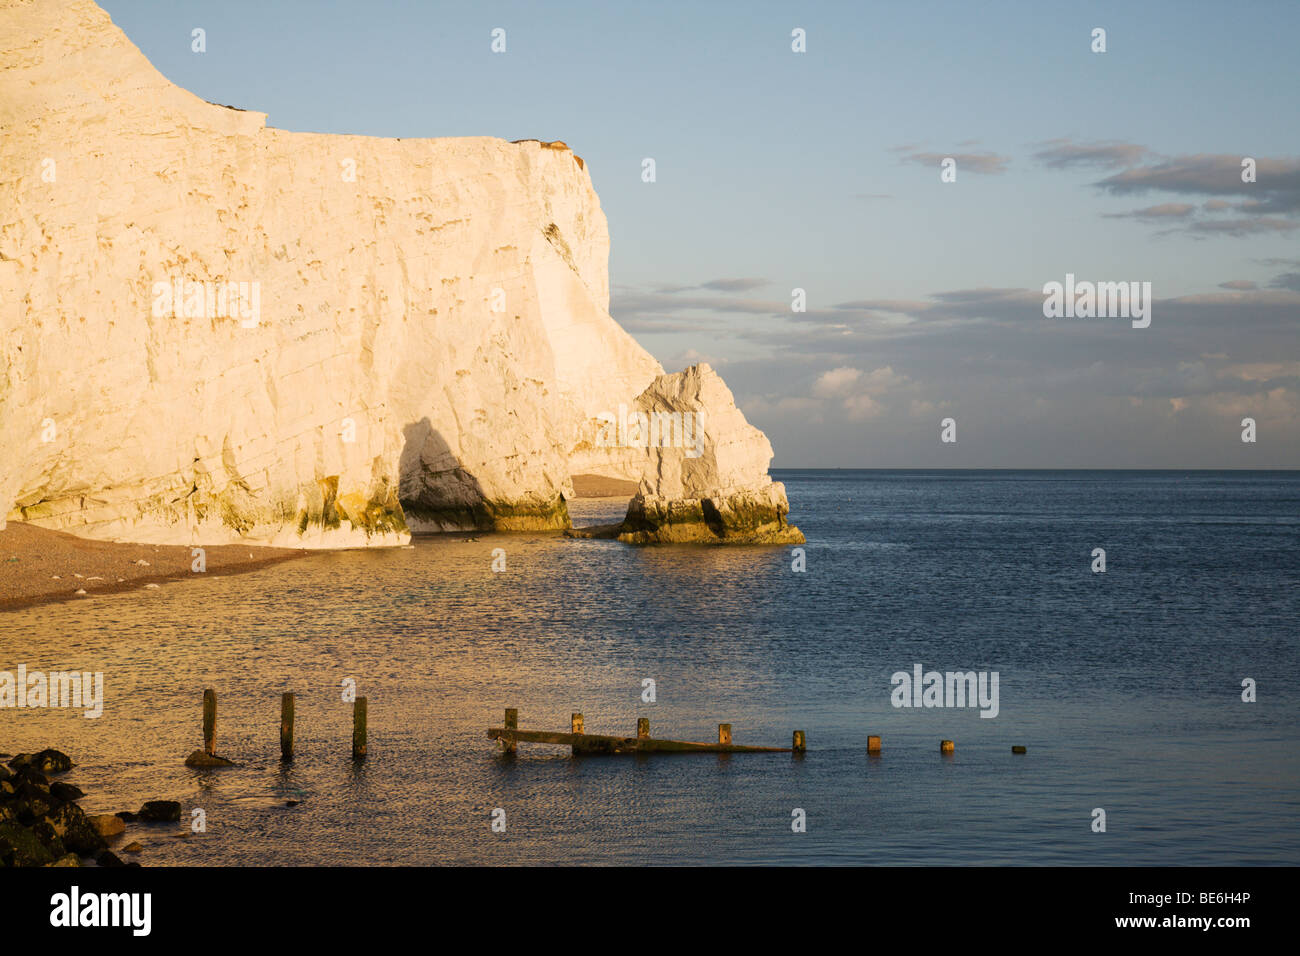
xmin=769 ymin=466 xmax=1300 ymax=472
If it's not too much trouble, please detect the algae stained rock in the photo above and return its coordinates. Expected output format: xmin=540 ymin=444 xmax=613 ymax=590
xmin=614 ymin=365 xmax=804 ymax=545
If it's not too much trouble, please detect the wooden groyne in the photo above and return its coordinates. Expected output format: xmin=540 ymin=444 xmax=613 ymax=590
xmin=488 ymin=711 xmax=804 ymax=755
xmin=181 ymin=691 xmax=1030 ymax=764
xmin=182 ymin=687 xmax=369 ymax=765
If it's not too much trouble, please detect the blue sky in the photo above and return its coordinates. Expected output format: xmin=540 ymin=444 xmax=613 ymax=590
xmin=101 ymin=0 xmax=1300 ymax=466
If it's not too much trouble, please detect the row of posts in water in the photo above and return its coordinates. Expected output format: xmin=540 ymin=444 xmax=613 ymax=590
xmin=199 ymin=689 xmax=366 ymax=761
xmin=195 ymin=691 xmax=1027 ymax=761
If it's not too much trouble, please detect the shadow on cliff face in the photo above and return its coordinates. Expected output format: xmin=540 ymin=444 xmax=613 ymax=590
xmin=398 ymin=418 xmax=570 ymax=533
xmin=399 ymin=419 xmax=488 ymax=532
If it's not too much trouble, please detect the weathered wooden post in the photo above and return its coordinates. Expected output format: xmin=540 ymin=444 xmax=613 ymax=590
xmin=867 ymin=735 xmax=882 ymax=754
xmin=484 ymin=714 xmax=794 ymax=755
xmin=792 ymin=730 xmax=806 ymax=753
xmin=940 ymin=739 xmax=954 ymax=754
xmin=503 ymin=708 xmax=518 ymax=754
xmin=280 ymin=693 xmax=295 ymax=761
xmin=202 ymin=689 xmax=217 ymax=756
xmin=352 ymin=697 xmax=367 ymax=760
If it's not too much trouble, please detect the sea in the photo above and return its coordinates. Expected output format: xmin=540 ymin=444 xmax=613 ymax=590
xmin=2 ymin=470 xmax=1297 ymax=865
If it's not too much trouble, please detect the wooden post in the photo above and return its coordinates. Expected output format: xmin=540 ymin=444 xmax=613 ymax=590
xmin=352 ymin=697 xmax=367 ymax=759
xmin=1012 ymin=745 xmax=1027 ymax=754
xmin=867 ymin=735 xmax=882 ymax=754
xmin=940 ymin=739 xmax=954 ymax=754
xmin=202 ymin=689 xmax=217 ymax=756
xmin=280 ymin=693 xmax=294 ymax=761
xmin=718 ymin=723 xmax=732 ymax=745
xmin=502 ymin=708 xmax=518 ymax=754
xmin=792 ymin=730 xmax=806 ymax=753
xmin=637 ymin=718 xmax=650 ymax=739
xmin=571 ymin=713 xmax=584 ymax=735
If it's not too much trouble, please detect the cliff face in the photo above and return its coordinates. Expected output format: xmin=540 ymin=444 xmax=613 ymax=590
xmin=0 ymin=0 xmax=796 ymax=547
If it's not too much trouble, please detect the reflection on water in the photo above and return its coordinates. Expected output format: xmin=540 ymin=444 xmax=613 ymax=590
xmin=1 ymin=472 xmax=1297 ymax=864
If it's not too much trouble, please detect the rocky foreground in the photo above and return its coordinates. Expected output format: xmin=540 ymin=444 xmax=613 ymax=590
xmin=0 ymin=749 xmax=179 ymax=867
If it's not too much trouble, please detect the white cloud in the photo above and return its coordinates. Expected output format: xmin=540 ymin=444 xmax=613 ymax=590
xmin=809 ymin=365 xmax=909 ymax=419
xmin=843 ymin=393 xmax=883 ymax=420
xmin=812 ymin=366 xmax=863 ymax=397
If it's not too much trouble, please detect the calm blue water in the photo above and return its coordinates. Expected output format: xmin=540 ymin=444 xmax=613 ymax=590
xmin=2 ymin=470 xmax=1297 ymax=864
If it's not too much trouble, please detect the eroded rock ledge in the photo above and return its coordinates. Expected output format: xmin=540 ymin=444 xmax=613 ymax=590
xmin=572 ymin=365 xmax=804 ymax=545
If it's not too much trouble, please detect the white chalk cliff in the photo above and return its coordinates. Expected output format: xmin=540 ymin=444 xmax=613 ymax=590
xmin=0 ymin=0 xmax=800 ymax=547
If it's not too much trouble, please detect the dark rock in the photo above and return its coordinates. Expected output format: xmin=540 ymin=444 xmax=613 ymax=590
xmin=44 ymin=802 xmax=107 ymax=856
xmin=184 ymin=749 xmax=236 ymax=767
xmin=8 ymin=749 xmax=73 ymax=773
xmin=563 ymin=522 xmax=622 ymax=540
xmin=46 ymin=852 xmax=82 ymax=867
xmin=0 ymin=764 xmax=11 ymax=783
xmin=14 ymin=765 xmax=49 ymax=787
xmin=284 ymin=799 xmax=300 ymax=807
xmin=137 ymin=800 xmax=182 ymax=822
xmin=0 ymin=821 xmax=59 ymax=867
xmin=122 ymin=841 xmax=144 ymax=853
xmin=115 ymin=810 xmax=137 ymax=822
xmin=14 ymin=783 xmax=54 ymax=820
xmin=29 ymin=820 xmax=67 ymax=856
xmin=49 ymin=781 xmax=84 ymax=802
xmin=95 ymin=850 xmax=126 ymax=867
xmin=38 ymin=749 xmax=74 ymax=772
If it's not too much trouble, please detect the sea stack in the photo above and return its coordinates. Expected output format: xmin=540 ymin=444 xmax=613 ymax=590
xmin=616 ymin=365 xmax=803 ymax=544
xmin=0 ymin=0 xmax=798 ymax=546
